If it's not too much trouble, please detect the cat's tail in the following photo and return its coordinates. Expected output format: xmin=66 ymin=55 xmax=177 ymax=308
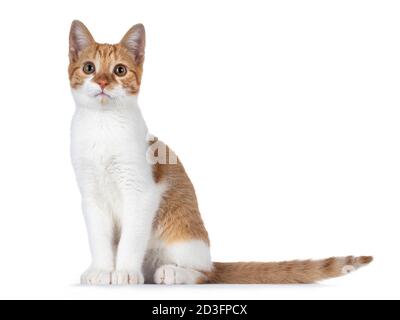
xmin=205 ymin=256 xmax=373 ymax=284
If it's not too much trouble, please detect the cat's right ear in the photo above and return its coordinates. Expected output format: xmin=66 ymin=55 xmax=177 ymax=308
xmin=69 ymin=20 xmax=95 ymax=63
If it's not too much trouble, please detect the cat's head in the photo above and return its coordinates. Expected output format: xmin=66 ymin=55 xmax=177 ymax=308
xmin=68 ymin=20 xmax=145 ymax=107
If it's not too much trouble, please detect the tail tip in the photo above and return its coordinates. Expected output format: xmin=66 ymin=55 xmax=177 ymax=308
xmin=358 ymin=256 xmax=373 ymax=265
xmin=342 ymin=256 xmax=373 ymax=275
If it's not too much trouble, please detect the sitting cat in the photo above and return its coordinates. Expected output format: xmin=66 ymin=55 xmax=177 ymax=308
xmin=69 ymin=20 xmax=372 ymax=285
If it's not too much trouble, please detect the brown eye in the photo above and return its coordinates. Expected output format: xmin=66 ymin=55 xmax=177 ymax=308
xmin=83 ymin=62 xmax=95 ymax=74
xmin=114 ymin=64 xmax=127 ymax=77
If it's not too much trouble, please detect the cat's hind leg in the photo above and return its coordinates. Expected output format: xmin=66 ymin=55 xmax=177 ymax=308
xmin=154 ymin=265 xmax=206 ymax=285
xmin=153 ymin=240 xmax=212 ymax=285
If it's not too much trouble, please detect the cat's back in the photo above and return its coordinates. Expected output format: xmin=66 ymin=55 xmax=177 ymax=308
xmin=150 ymin=139 xmax=210 ymax=245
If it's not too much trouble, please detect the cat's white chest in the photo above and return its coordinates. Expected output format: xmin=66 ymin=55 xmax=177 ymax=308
xmin=70 ymin=106 xmax=155 ymax=212
xmin=72 ymin=110 xmax=126 ymax=158
xmin=72 ymin=118 xmax=118 ymax=167
xmin=72 ymin=107 xmax=146 ymax=163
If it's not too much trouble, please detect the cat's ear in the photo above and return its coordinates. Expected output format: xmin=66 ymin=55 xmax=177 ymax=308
xmin=120 ymin=24 xmax=146 ymax=65
xmin=69 ymin=20 xmax=95 ymax=62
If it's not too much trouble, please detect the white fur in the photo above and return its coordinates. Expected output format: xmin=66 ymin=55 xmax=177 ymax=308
xmin=154 ymin=265 xmax=205 ymax=285
xmin=142 ymin=238 xmax=212 ymax=284
xmin=71 ymin=79 xmax=212 ymax=285
xmin=81 ymin=269 xmax=112 ymax=285
xmin=71 ymin=79 xmax=165 ymax=285
xmin=163 ymin=240 xmax=213 ymax=272
xmin=151 ymin=240 xmax=212 ymax=285
xmin=342 ymin=265 xmax=356 ymax=274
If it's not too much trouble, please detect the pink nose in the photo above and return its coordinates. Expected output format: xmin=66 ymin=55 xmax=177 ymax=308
xmin=97 ymin=79 xmax=108 ymax=90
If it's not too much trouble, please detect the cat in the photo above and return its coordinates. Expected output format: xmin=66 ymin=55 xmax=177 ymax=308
xmin=69 ymin=20 xmax=372 ymax=285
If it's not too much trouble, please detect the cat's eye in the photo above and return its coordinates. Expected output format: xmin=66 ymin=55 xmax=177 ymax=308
xmin=114 ymin=64 xmax=127 ymax=77
xmin=83 ymin=62 xmax=95 ymax=75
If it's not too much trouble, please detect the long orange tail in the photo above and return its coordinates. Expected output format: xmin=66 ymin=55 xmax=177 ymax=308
xmin=204 ymin=256 xmax=373 ymax=284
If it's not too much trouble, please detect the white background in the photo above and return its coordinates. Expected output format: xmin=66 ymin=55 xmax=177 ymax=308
xmin=0 ymin=0 xmax=398 ymax=300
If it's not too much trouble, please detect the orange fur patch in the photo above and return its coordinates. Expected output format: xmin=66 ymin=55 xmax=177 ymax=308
xmin=150 ymin=139 xmax=210 ymax=245
xmin=202 ymin=256 xmax=373 ymax=284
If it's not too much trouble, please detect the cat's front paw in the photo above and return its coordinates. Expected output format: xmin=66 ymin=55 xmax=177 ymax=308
xmin=81 ymin=268 xmax=113 ymax=285
xmin=112 ymin=270 xmax=144 ymax=285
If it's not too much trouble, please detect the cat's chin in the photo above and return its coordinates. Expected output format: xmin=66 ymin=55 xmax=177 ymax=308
xmin=72 ymin=89 xmax=138 ymax=109
xmin=95 ymin=94 xmax=112 ymax=105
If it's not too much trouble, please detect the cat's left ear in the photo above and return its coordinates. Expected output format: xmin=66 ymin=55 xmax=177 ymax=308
xmin=120 ymin=24 xmax=146 ymax=65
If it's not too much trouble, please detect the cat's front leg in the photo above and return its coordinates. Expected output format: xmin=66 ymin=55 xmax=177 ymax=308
xmin=113 ymin=186 xmax=161 ymax=285
xmin=81 ymin=196 xmax=115 ymax=285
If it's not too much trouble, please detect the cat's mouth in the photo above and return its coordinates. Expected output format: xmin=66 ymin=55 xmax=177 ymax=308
xmin=94 ymin=91 xmax=112 ymax=99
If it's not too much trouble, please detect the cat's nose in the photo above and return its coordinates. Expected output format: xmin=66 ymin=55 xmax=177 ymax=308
xmin=97 ymin=79 xmax=109 ymax=90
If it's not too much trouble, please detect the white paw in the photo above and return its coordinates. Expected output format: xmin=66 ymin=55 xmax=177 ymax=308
xmin=111 ymin=270 xmax=144 ymax=285
xmin=81 ymin=269 xmax=112 ymax=285
xmin=154 ymin=265 xmax=179 ymax=285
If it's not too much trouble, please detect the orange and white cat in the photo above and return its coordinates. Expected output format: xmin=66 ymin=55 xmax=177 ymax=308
xmin=69 ymin=20 xmax=372 ymax=285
